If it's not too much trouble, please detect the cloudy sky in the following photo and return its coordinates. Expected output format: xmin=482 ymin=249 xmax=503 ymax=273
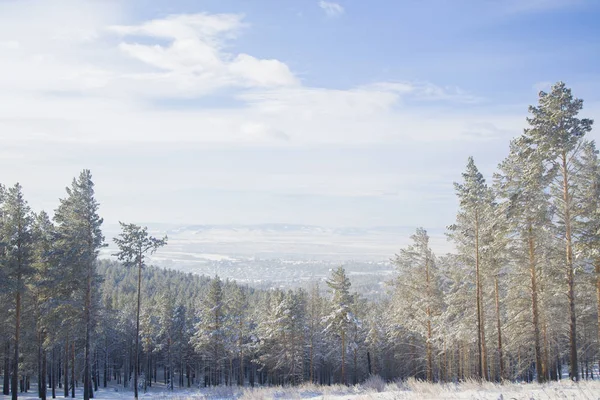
xmin=1 ymin=0 xmax=600 ymax=238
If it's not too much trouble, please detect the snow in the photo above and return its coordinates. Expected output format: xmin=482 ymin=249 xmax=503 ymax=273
xmin=6 ymin=379 xmax=600 ymax=400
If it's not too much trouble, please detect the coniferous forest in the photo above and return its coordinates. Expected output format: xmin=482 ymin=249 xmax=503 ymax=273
xmin=2 ymin=82 xmax=600 ymax=399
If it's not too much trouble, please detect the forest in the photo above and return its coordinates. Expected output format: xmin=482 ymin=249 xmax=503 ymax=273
xmin=1 ymin=82 xmax=599 ymax=400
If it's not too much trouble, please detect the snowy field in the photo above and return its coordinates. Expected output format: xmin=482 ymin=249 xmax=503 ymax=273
xmin=6 ymin=379 xmax=600 ymax=400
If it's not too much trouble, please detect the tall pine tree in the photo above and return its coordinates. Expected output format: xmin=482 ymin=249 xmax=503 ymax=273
xmin=54 ymin=170 xmax=105 ymax=399
xmin=522 ymin=82 xmax=593 ymax=381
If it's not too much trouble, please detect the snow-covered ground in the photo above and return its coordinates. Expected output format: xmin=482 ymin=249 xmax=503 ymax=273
xmin=5 ymin=379 xmax=600 ymax=400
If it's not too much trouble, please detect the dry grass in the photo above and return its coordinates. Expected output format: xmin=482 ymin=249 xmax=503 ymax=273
xmin=84 ymin=378 xmax=600 ymax=400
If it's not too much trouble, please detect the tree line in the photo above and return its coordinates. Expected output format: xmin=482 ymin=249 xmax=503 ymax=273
xmin=0 ymin=82 xmax=599 ymax=399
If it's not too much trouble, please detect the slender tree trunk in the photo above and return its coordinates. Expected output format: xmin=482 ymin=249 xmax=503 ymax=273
xmin=84 ymin=260 xmax=92 ymax=400
xmin=64 ymin=337 xmax=68 ymax=398
xmin=41 ymin=347 xmax=47 ymax=400
xmin=561 ymin=152 xmax=578 ymax=381
xmin=475 ymin=211 xmax=488 ymax=380
xmin=3 ymin=341 xmax=9 ymax=395
xmin=596 ymin=259 xmax=600 ymax=374
xmin=425 ymin=252 xmax=433 ymax=382
xmin=238 ymin=322 xmax=244 ymax=387
xmin=70 ymin=344 xmax=74 ymax=399
xmin=341 ymin=330 xmax=346 ymax=385
xmin=134 ymin=259 xmax=142 ymax=400
xmin=527 ymin=224 xmax=544 ymax=383
xmin=52 ymin=347 xmax=56 ymax=399
xmin=39 ymin=330 xmax=42 ymax=399
xmin=103 ymin=342 xmax=107 ymax=389
xmin=353 ymin=343 xmax=358 ymax=385
xmin=494 ymin=275 xmax=504 ymax=381
xmin=543 ymin=323 xmax=550 ymax=381
xmin=12 ymin=290 xmax=21 ymax=400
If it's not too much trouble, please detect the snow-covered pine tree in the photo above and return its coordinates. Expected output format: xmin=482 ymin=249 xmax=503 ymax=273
xmin=1 ymin=184 xmax=34 ymax=400
xmin=30 ymin=211 xmax=58 ymax=400
xmin=226 ymin=284 xmax=251 ymax=386
xmin=54 ymin=170 xmax=105 ymax=399
xmin=114 ymin=223 xmax=167 ymax=399
xmin=158 ymin=285 xmax=176 ymax=389
xmin=447 ymin=157 xmax=496 ymax=380
xmin=521 ymin=82 xmax=594 ymax=381
xmin=495 ymin=138 xmax=554 ymax=382
xmin=573 ymin=141 xmax=600 ymax=374
xmin=190 ymin=276 xmax=227 ymax=386
xmin=306 ymin=282 xmax=325 ymax=384
xmin=323 ymin=267 xmax=358 ymax=385
xmin=255 ymin=289 xmax=305 ymax=385
xmin=391 ymin=228 xmax=443 ymax=382
xmin=0 ymin=183 xmax=11 ymax=396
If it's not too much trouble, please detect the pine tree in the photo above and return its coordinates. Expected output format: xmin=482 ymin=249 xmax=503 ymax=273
xmin=0 ymin=183 xmax=11 ymax=396
xmin=573 ymin=141 xmax=600 ymax=374
xmin=306 ymin=283 xmax=325 ymax=384
xmin=447 ymin=157 xmax=495 ymax=380
xmin=31 ymin=211 xmax=58 ymax=400
xmin=255 ymin=289 xmax=305 ymax=385
xmin=324 ymin=267 xmax=358 ymax=385
xmin=190 ymin=276 xmax=227 ymax=386
xmin=227 ymin=285 xmax=250 ymax=386
xmin=495 ymin=138 xmax=553 ymax=382
xmin=391 ymin=228 xmax=443 ymax=382
xmin=114 ymin=223 xmax=167 ymax=399
xmin=522 ymin=82 xmax=594 ymax=381
xmin=54 ymin=170 xmax=105 ymax=399
xmin=1 ymin=183 xmax=34 ymax=400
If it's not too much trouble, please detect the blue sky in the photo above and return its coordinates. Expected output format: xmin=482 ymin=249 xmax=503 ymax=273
xmin=1 ymin=0 xmax=599 ymax=253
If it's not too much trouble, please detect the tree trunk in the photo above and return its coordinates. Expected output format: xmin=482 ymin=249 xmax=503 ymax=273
xmin=41 ymin=347 xmax=47 ymax=400
xmin=341 ymin=330 xmax=346 ymax=385
xmin=527 ymin=223 xmax=544 ymax=383
xmin=134 ymin=260 xmax=142 ymax=400
xmin=84 ymin=260 xmax=92 ymax=400
xmin=560 ymin=153 xmax=578 ymax=381
xmin=70 ymin=343 xmax=74 ymax=399
xmin=64 ymin=337 xmax=68 ymax=398
xmin=596 ymin=259 xmax=600 ymax=375
xmin=12 ymin=290 xmax=21 ymax=400
xmin=494 ymin=275 xmax=503 ymax=382
xmin=543 ymin=323 xmax=550 ymax=381
xmin=425 ymin=252 xmax=433 ymax=382
xmin=4 ymin=341 xmax=10 ymax=395
xmin=52 ymin=347 xmax=56 ymax=399
xmin=475 ymin=211 xmax=488 ymax=380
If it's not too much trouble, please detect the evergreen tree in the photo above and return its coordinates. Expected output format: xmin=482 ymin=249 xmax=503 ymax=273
xmin=447 ymin=157 xmax=496 ymax=380
xmin=31 ymin=211 xmax=58 ymax=400
xmin=0 ymin=183 xmax=11 ymax=396
xmin=114 ymin=223 xmax=167 ymax=399
xmin=190 ymin=276 xmax=227 ymax=386
xmin=495 ymin=138 xmax=553 ymax=382
xmin=1 ymin=183 xmax=34 ymax=400
xmin=391 ymin=228 xmax=443 ymax=382
xmin=573 ymin=141 xmax=600 ymax=374
xmin=256 ymin=289 xmax=305 ymax=385
xmin=522 ymin=82 xmax=594 ymax=380
xmin=227 ymin=285 xmax=251 ymax=386
xmin=54 ymin=170 xmax=105 ymax=399
xmin=324 ymin=267 xmax=357 ymax=385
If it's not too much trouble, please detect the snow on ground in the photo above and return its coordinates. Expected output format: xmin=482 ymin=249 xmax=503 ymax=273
xmin=4 ymin=379 xmax=600 ymax=400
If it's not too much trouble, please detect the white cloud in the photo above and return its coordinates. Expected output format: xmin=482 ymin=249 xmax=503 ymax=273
xmin=318 ymin=1 xmax=345 ymax=17
xmin=0 ymin=0 xmax=541 ymax=232
xmin=109 ymin=13 xmax=298 ymax=93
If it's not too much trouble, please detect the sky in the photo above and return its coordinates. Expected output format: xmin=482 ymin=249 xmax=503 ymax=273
xmin=1 ymin=0 xmax=600 ymax=248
